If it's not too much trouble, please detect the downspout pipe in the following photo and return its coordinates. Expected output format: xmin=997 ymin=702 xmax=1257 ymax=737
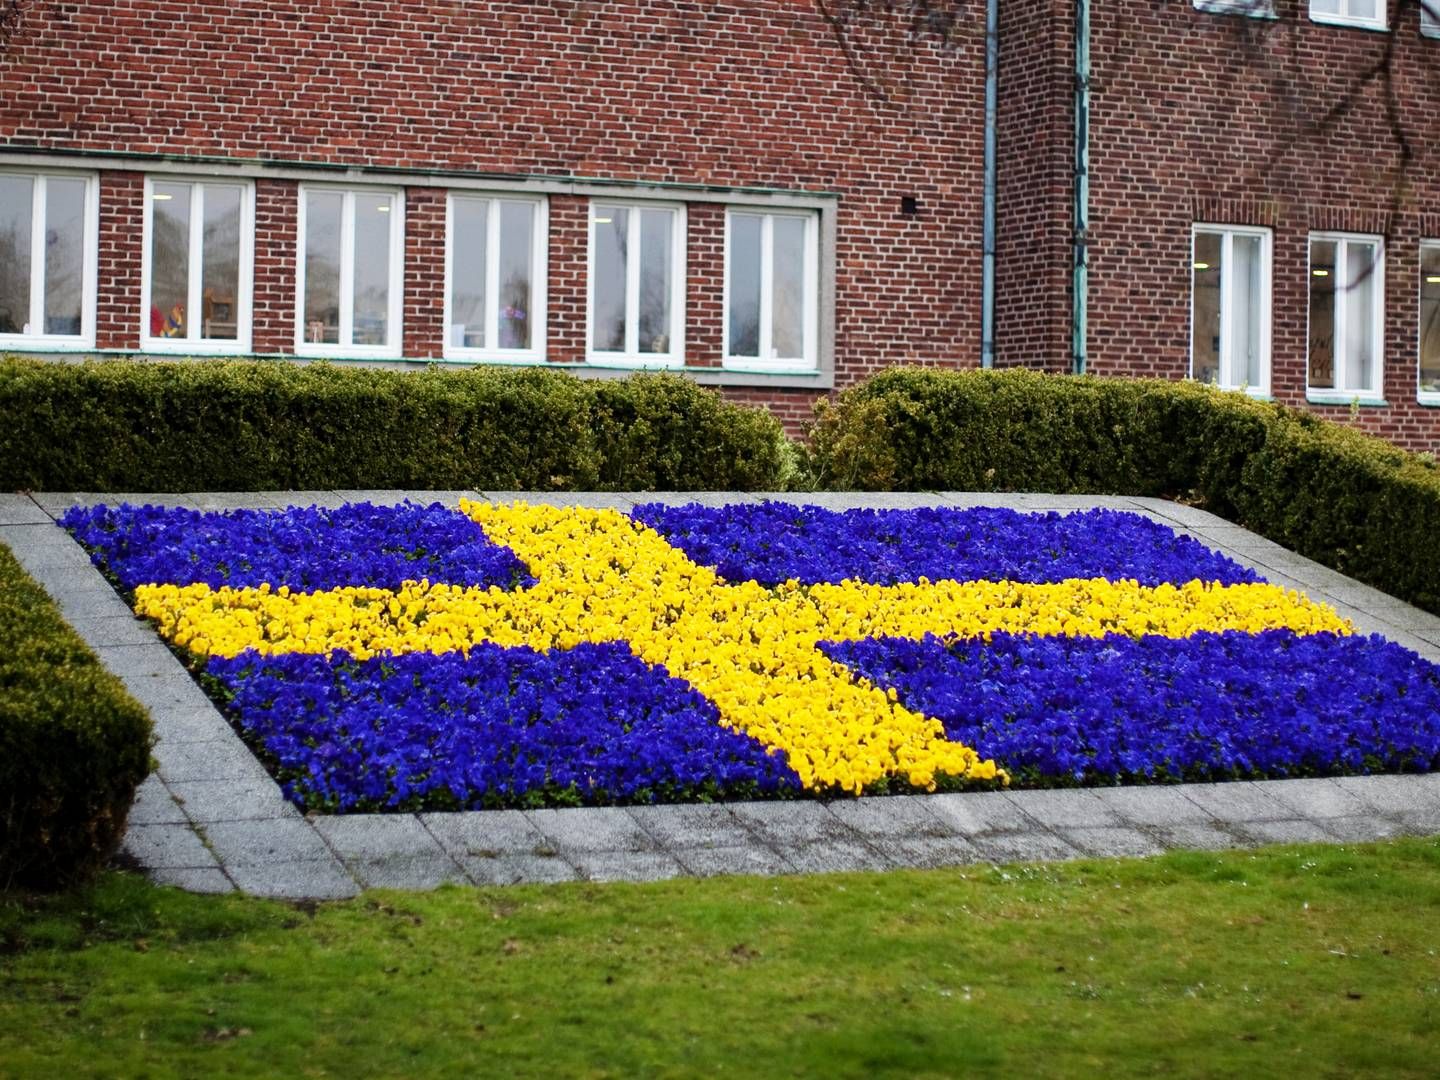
xmin=1071 ymin=0 xmax=1090 ymax=375
xmin=980 ymin=0 xmax=998 ymax=368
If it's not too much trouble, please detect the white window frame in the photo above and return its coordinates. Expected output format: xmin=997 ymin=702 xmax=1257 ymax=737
xmin=1188 ymin=224 xmax=1272 ymax=397
xmin=1309 ymin=0 xmax=1387 ymax=31
xmin=442 ymin=192 xmax=547 ymax=364
xmin=0 ymin=169 xmax=98 ymax=350
xmin=1419 ymin=240 xmax=1440 ymax=404
xmin=1192 ymin=0 xmax=1276 ymax=18
xmin=722 ymin=208 xmax=820 ymax=373
xmin=1307 ymin=231 xmax=1386 ymax=401
xmin=585 ymin=200 xmax=686 ymax=368
xmin=294 ymin=185 xmax=405 ymax=359
xmin=140 ymin=176 xmax=254 ymax=354
xmin=1423 ymin=0 xmax=1440 ymax=36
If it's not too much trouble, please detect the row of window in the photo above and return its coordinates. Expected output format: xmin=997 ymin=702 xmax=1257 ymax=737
xmin=0 ymin=171 xmax=822 ymax=372
xmin=1192 ymin=225 xmax=1440 ymax=403
xmin=1197 ymin=0 xmax=1439 ymax=35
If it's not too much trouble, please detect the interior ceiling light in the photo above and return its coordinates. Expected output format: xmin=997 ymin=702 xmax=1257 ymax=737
xmin=1192 ymin=262 xmax=1211 ymax=270
xmin=376 ymin=205 xmax=390 ymax=213
xmin=1313 ymin=269 xmax=1330 ymax=277
xmin=1427 ymin=275 xmax=1440 ymax=284
xmin=152 ymin=193 xmax=173 ymax=200
xmin=594 ymin=217 xmax=613 ymax=224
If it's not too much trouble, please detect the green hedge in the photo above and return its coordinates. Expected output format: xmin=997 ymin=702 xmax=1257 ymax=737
xmin=0 ymin=544 xmax=153 ymax=890
xmin=804 ymin=367 xmax=1440 ymax=613
xmin=0 ymin=359 xmax=786 ymax=493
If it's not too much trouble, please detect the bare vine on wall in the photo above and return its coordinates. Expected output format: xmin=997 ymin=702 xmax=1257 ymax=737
xmin=0 ymin=0 xmax=26 ymax=52
xmin=815 ymin=0 xmax=979 ymax=108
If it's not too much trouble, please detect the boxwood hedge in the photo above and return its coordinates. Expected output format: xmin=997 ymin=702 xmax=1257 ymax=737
xmin=0 ymin=359 xmax=786 ymax=493
xmin=804 ymin=367 xmax=1440 ymax=614
xmin=0 ymin=544 xmax=153 ymax=890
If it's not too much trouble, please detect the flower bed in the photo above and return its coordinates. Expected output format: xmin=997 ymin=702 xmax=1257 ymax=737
xmin=63 ymin=500 xmax=1440 ymax=812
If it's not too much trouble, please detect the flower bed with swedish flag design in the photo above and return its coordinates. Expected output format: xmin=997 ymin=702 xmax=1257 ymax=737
xmin=63 ymin=500 xmax=1440 ymax=813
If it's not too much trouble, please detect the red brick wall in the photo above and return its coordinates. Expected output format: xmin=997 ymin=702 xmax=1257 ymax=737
xmin=1078 ymin=0 xmax=1440 ymax=452
xmin=0 ymin=0 xmax=987 ymax=396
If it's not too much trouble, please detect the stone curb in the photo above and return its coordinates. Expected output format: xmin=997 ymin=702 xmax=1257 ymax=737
xmin=4 ymin=489 xmax=1439 ymax=900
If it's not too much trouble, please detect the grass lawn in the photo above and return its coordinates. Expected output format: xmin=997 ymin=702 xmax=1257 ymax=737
xmin=3 ymin=838 xmax=1439 ymax=1078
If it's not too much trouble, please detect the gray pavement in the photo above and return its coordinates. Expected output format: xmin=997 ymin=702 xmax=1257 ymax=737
xmin=4 ymin=489 xmax=1440 ymax=900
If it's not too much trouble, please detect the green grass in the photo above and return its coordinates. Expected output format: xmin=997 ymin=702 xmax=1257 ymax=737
xmin=4 ymin=839 xmax=1440 ymax=1078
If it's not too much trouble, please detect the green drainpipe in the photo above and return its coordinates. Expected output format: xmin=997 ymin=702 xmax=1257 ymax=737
xmin=1072 ymin=0 xmax=1090 ymax=375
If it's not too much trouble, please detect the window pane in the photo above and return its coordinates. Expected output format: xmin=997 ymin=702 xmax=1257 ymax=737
xmin=1310 ymin=0 xmax=1340 ymax=14
xmin=201 ymin=185 xmax=241 ymax=341
xmin=728 ymin=214 xmax=762 ymax=357
xmin=498 ymin=201 xmax=533 ymax=350
xmin=1309 ymin=240 xmax=1336 ymax=389
xmin=303 ymin=191 xmax=342 ymax=345
xmin=771 ymin=216 xmax=806 ymax=359
xmin=637 ymin=209 xmax=672 ymax=354
xmin=150 ymin=182 xmax=191 ymax=340
xmin=43 ymin=177 xmax=86 ymax=336
xmin=1230 ymin=233 xmax=1263 ymax=389
xmin=1344 ymin=240 xmax=1377 ymax=393
xmin=1422 ymin=247 xmax=1440 ymax=394
xmin=0 ymin=175 xmax=32 ymax=335
xmin=592 ymin=206 xmax=627 ymax=352
xmin=450 ymin=198 xmax=488 ymax=350
xmin=352 ymin=197 xmax=391 ymax=346
xmin=1346 ymin=0 xmax=1376 ymax=18
xmin=1191 ymin=233 xmax=1222 ymax=385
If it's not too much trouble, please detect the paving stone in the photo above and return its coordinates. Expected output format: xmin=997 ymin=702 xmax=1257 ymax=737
xmin=569 ymin=850 xmax=689 ymax=883
xmin=1005 ymin=789 xmax=1124 ymax=829
xmin=127 ymin=775 xmax=189 ymax=826
xmin=251 ymin=490 xmax=349 ymax=509
xmin=480 ymin=491 xmax=637 ymax=509
xmin=826 ymin=795 xmax=952 ymax=839
xmin=459 ymin=852 xmax=579 ymax=885
xmin=527 ymin=807 xmax=659 ymax=853
xmin=153 ymin=737 xmax=272 ymax=784
xmin=122 ymin=824 xmax=218 ymax=870
xmin=778 ymin=839 xmax=895 ymax=874
xmin=148 ymin=867 xmax=236 ymax=894
xmin=333 ymin=490 xmax=481 ymax=507
xmin=33 ymin=493 xmax=202 ymax=515
xmin=726 ymin=801 xmax=858 ymax=847
xmin=167 ymin=779 xmax=300 ymax=823
xmin=204 ymin=819 xmax=336 ymax=864
xmin=625 ymin=803 xmax=748 ymax=849
xmin=672 ymin=844 xmax=795 ymax=879
xmin=923 ymin=791 xmax=1036 ymax=834
xmin=224 ymin=859 xmax=360 ymax=900
xmin=753 ymin=491 xmax=954 ymax=510
xmin=1179 ymin=782 xmax=1292 ymax=823
xmin=348 ymin=855 xmax=472 ymax=891
xmin=626 ymin=491 xmax=762 ymax=508
xmin=1394 ymin=808 xmax=1440 ymax=836
xmin=312 ymin=815 xmax=448 ymax=861
xmin=970 ymin=830 xmax=1082 ymax=864
xmin=120 ymin=672 xmax=220 ymax=716
xmin=187 ymin=492 xmax=286 ymax=510
xmin=43 ymin=587 xmax=137 ymax=621
xmin=1092 ymin=786 xmax=1221 ymax=826
xmin=94 ymin=643 xmax=180 ymax=679
xmin=1258 ymin=778 xmax=1370 ymax=820
xmin=1316 ymin=817 xmax=1411 ymax=843
xmin=148 ymin=707 xmax=236 ymax=745
xmin=64 ymin=614 xmax=159 ymax=647
xmin=1153 ymin=823 xmax=1244 ymax=852
xmin=0 ymin=495 xmax=50 ymax=525
xmin=1367 ymin=603 xmax=1440 ymax=634
xmin=421 ymin=811 xmax=550 ymax=857
xmin=888 ymin=834 xmax=985 ymax=869
xmin=1239 ymin=819 xmax=1338 ymax=845
xmin=1057 ymin=827 xmax=1166 ymax=859
xmin=1331 ymin=774 xmax=1440 ymax=816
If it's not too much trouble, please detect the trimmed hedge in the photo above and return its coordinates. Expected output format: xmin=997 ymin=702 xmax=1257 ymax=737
xmin=804 ymin=367 xmax=1440 ymax=614
xmin=0 ymin=359 xmax=786 ymax=493
xmin=0 ymin=544 xmax=153 ymax=890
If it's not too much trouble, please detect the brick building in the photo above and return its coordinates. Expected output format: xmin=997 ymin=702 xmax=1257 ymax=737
xmin=1 ymin=1 xmax=1437 ymax=448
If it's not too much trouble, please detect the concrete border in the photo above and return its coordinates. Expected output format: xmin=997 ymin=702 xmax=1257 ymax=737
xmin=5 ymin=489 xmax=1440 ymax=899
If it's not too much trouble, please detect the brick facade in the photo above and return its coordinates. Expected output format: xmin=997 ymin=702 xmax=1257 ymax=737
xmin=3 ymin=1 xmax=1440 ymax=449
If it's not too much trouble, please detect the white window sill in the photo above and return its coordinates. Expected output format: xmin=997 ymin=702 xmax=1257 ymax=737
xmin=442 ymin=349 xmax=548 ymax=365
xmin=722 ymin=358 xmax=821 ymax=376
xmin=0 ymin=335 xmax=95 ymax=351
xmin=1417 ymin=391 xmax=1440 ymax=407
xmin=1193 ymin=0 xmax=1277 ymax=19
xmin=585 ymin=354 xmax=685 ymax=370
xmin=1306 ymin=390 xmax=1388 ymax=407
xmin=140 ymin=338 xmax=252 ymax=356
xmin=1309 ymin=13 xmax=1389 ymax=32
xmin=294 ymin=344 xmax=404 ymax=361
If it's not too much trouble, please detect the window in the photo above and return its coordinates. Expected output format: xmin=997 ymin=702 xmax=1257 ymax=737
xmin=1190 ymin=225 xmax=1271 ymax=395
xmin=444 ymin=194 xmax=546 ymax=361
xmin=296 ymin=186 xmax=403 ymax=357
xmin=1192 ymin=0 xmax=1275 ymax=17
xmin=1420 ymin=243 xmax=1440 ymax=399
xmin=1309 ymin=0 xmax=1386 ymax=30
xmin=587 ymin=202 xmax=685 ymax=366
xmin=724 ymin=209 xmax=820 ymax=372
xmin=1424 ymin=0 xmax=1439 ymax=35
xmin=1308 ymin=233 xmax=1384 ymax=399
xmin=142 ymin=178 xmax=253 ymax=352
xmin=0 ymin=171 xmax=96 ymax=347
